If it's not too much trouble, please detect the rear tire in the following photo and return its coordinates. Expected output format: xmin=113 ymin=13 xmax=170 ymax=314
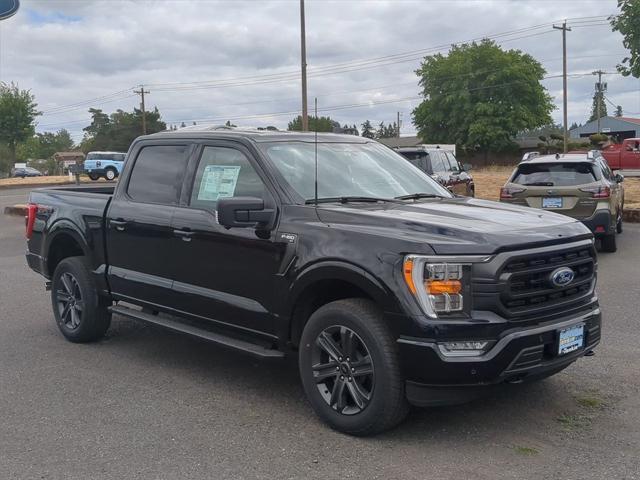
xmin=299 ymin=298 xmax=409 ymax=436
xmin=51 ymin=257 xmax=111 ymax=342
xmin=88 ymin=173 xmax=100 ymax=181
xmin=616 ymin=210 xmax=623 ymax=234
xmin=600 ymin=233 xmax=617 ymax=253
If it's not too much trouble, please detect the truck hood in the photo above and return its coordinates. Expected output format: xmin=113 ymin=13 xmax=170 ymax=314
xmin=315 ymin=197 xmax=592 ymax=255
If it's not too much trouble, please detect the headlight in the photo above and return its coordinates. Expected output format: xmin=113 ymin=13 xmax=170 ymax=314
xmin=402 ymin=254 xmax=491 ymax=318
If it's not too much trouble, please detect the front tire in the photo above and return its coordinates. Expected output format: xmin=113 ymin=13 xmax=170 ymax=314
xmin=299 ymin=298 xmax=409 ymax=436
xmin=51 ymin=257 xmax=111 ymax=342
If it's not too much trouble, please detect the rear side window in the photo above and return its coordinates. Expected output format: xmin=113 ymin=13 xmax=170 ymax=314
xmin=512 ymin=162 xmax=597 ymax=186
xmin=127 ymin=145 xmax=190 ymax=205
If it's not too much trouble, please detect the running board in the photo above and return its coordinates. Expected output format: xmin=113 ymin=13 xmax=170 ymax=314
xmin=109 ymin=305 xmax=285 ymax=359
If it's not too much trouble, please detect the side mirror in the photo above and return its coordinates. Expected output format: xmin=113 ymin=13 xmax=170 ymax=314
xmin=217 ymin=197 xmax=275 ymax=230
xmin=615 ymin=173 xmax=624 ymax=183
xmin=463 ymin=163 xmax=472 ymax=172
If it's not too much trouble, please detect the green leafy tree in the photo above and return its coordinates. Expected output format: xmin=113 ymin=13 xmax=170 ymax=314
xmin=361 ymin=120 xmax=375 ymax=138
xmin=17 ymin=129 xmax=74 ymax=161
xmin=80 ymin=106 xmax=166 ymax=153
xmin=615 ymin=105 xmax=623 ymax=117
xmin=610 ymin=0 xmax=640 ymax=78
xmin=287 ymin=115 xmax=335 ymax=132
xmin=375 ymin=122 xmax=386 ymax=139
xmin=412 ymin=40 xmax=553 ymax=158
xmin=588 ymin=93 xmax=608 ymax=123
xmin=0 ymin=82 xmax=41 ymax=163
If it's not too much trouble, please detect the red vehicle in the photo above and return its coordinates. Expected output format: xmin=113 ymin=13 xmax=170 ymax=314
xmin=601 ymin=138 xmax=640 ymax=170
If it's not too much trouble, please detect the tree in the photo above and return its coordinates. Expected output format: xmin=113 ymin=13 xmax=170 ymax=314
xmin=17 ymin=129 xmax=74 ymax=161
xmin=361 ymin=120 xmax=375 ymax=138
xmin=610 ymin=0 xmax=640 ymax=78
xmin=588 ymin=92 xmax=608 ymax=123
xmin=287 ymin=115 xmax=335 ymax=132
xmin=0 ymin=82 xmax=41 ymax=163
xmin=80 ymin=106 xmax=166 ymax=152
xmin=412 ymin=40 xmax=553 ymax=157
xmin=615 ymin=105 xmax=623 ymax=117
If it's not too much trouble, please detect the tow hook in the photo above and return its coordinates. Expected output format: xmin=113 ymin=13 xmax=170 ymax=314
xmin=584 ymin=350 xmax=595 ymax=357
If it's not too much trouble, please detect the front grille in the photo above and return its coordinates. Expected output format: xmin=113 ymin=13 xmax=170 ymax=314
xmin=472 ymin=242 xmax=597 ymax=321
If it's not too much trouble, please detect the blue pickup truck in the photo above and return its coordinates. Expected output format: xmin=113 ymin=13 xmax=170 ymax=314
xmin=84 ymin=151 xmax=126 ymax=181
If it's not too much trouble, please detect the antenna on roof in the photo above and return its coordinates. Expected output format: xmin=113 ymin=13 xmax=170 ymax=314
xmin=314 ymin=97 xmax=318 ymax=207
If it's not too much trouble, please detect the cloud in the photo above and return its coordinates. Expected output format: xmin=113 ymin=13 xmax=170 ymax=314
xmin=0 ymin=0 xmax=635 ymax=142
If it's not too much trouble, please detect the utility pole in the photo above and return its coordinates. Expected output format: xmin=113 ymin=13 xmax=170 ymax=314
xmin=592 ymin=70 xmax=607 ymax=133
xmin=134 ymin=85 xmax=150 ymax=135
xmin=397 ymin=111 xmax=401 ymax=138
xmin=300 ymin=0 xmax=309 ymax=131
xmin=553 ymin=21 xmax=571 ymax=153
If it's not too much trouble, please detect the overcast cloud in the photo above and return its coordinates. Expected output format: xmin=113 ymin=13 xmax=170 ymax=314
xmin=0 ymin=0 xmax=639 ymax=143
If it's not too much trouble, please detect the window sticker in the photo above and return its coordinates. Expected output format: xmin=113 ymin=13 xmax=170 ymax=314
xmin=197 ymin=165 xmax=241 ymax=201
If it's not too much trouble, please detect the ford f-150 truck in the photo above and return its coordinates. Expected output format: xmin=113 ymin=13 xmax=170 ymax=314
xmin=25 ymin=127 xmax=601 ymax=435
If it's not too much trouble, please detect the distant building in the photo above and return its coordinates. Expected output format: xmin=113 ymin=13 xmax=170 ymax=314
xmin=570 ymin=116 xmax=640 ymax=140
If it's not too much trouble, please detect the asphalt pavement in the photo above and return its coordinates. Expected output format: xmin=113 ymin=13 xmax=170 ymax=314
xmin=1 ymin=186 xmax=639 ymax=480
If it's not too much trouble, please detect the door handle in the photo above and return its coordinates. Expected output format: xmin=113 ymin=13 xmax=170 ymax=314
xmin=173 ymin=229 xmax=194 ymax=242
xmin=109 ymin=219 xmax=127 ymax=231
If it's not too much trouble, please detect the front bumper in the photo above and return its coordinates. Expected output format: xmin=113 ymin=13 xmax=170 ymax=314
xmin=398 ymin=307 xmax=601 ymax=406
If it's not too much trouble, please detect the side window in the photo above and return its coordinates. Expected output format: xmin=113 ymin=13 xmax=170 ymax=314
xmin=445 ymin=152 xmax=460 ymax=172
xmin=598 ymin=160 xmax=612 ymax=181
xmin=127 ymin=145 xmax=190 ymax=205
xmin=190 ymin=146 xmax=268 ymax=211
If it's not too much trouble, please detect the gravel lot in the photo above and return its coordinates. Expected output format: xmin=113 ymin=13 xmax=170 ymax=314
xmin=1 ymin=187 xmax=639 ymax=480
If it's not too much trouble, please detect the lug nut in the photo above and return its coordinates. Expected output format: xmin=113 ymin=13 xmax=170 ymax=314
xmin=351 ymin=367 xmax=355 ymax=372
xmin=339 ymin=357 xmax=343 ymax=361
xmin=336 ymin=366 xmax=340 ymax=371
xmin=348 ymin=377 xmax=352 ymax=382
xmin=340 ymin=375 xmax=344 ymax=380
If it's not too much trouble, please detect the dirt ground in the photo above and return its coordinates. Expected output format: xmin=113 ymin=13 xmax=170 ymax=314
xmin=0 ymin=175 xmax=108 ymax=188
xmin=473 ymin=166 xmax=640 ymax=209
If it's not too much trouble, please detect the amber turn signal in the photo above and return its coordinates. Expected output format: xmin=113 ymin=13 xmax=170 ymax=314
xmin=426 ymin=279 xmax=462 ymax=295
xmin=403 ymin=258 xmax=416 ymax=294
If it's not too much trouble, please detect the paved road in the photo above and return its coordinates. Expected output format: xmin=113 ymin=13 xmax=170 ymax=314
xmin=1 ymin=187 xmax=639 ymax=479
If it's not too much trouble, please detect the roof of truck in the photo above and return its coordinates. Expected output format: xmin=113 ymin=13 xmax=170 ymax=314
xmin=518 ymin=153 xmax=599 ymax=165
xmin=146 ymin=125 xmax=370 ymax=143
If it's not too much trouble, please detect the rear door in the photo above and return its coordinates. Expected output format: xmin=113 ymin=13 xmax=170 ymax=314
xmin=106 ymin=142 xmax=194 ymax=308
xmin=169 ymin=142 xmax=285 ymax=336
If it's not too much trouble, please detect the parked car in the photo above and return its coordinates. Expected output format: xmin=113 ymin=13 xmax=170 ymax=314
xmin=26 ymin=129 xmax=600 ymax=435
xmin=84 ymin=151 xmax=126 ymax=181
xmin=500 ymin=153 xmax=624 ymax=252
xmin=601 ymin=138 xmax=640 ymax=170
xmin=396 ymin=146 xmax=474 ymax=196
xmin=11 ymin=166 xmax=43 ymax=178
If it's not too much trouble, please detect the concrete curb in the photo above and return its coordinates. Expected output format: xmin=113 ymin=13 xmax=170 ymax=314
xmin=4 ymin=204 xmax=28 ymax=217
xmin=0 ymin=180 xmax=76 ymax=190
xmin=4 ymin=202 xmax=640 ymax=223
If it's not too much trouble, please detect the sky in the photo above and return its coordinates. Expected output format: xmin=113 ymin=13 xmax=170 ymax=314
xmin=0 ymin=0 xmax=639 ymax=144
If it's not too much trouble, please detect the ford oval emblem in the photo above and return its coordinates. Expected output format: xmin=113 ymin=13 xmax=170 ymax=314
xmin=550 ymin=267 xmax=575 ymax=288
xmin=0 ymin=0 xmax=19 ymax=21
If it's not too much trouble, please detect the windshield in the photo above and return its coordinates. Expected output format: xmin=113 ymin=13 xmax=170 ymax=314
xmin=512 ymin=162 xmax=598 ymax=186
xmin=261 ymin=142 xmax=451 ymax=202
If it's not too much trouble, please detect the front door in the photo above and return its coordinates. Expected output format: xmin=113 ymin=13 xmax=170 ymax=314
xmin=106 ymin=143 xmax=193 ymax=309
xmin=170 ymin=143 xmax=286 ymax=337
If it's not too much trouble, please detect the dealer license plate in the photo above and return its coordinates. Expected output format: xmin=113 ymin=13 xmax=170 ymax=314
xmin=543 ymin=197 xmax=562 ymax=208
xmin=558 ymin=324 xmax=584 ymax=355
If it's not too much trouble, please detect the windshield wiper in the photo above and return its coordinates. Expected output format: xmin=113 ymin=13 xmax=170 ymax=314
xmin=305 ymin=196 xmax=401 ymax=204
xmin=394 ymin=193 xmax=445 ymax=200
xmin=521 ymin=182 xmax=554 ymax=186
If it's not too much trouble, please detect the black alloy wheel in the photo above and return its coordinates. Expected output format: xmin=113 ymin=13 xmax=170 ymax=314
xmin=312 ymin=325 xmax=375 ymax=415
xmin=55 ymin=272 xmax=84 ymax=330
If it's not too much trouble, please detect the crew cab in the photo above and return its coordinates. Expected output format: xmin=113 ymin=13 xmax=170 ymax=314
xmin=25 ymin=127 xmax=601 ymax=435
xmin=83 ymin=151 xmax=126 ymax=181
xmin=601 ymin=138 xmax=640 ymax=170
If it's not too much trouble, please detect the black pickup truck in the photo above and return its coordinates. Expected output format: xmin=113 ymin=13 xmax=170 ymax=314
xmin=25 ymin=127 xmax=601 ymax=435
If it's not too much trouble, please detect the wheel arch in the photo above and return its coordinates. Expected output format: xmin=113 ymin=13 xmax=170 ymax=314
xmin=287 ymin=261 xmax=399 ymax=347
xmin=45 ymin=223 xmax=90 ymax=277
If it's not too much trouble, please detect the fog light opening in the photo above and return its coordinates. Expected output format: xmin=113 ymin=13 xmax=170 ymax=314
xmin=438 ymin=341 xmax=493 ymax=357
